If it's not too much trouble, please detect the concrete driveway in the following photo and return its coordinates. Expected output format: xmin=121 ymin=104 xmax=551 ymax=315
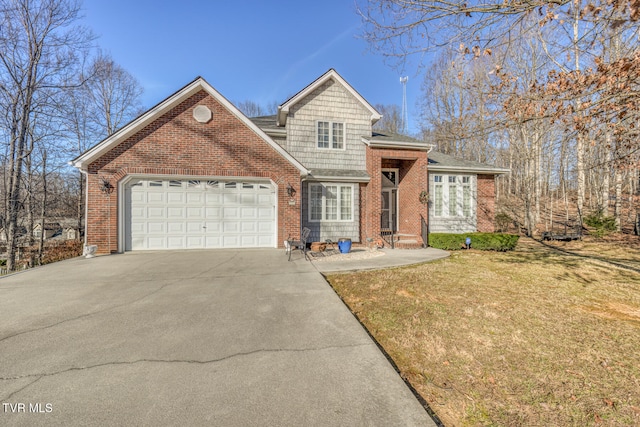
xmin=0 ymin=250 xmax=436 ymax=426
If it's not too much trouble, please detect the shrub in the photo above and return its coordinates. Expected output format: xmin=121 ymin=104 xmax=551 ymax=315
xmin=429 ymin=232 xmax=519 ymax=251
xmin=583 ymin=210 xmax=617 ymax=237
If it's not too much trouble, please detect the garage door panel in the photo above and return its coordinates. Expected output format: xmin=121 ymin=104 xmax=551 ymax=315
xmin=131 ymin=207 xmax=145 ymax=219
xmin=131 ymin=192 xmax=145 ymax=203
xmin=257 ymin=208 xmax=273 ymax=219
xmin=222 ymin=235 xmax=239 ymax=247
xmin=241 ymin=235 xmax=257 ymax=246
xmin=186 ymin=222 xmax=203 ymax=233
xmin=257 ymin=221 xmax=273 ymax=233
xmin=186 ymin=207 xmax=203 ymax=218
xmin=223 ymin=207 xmax=238 ymax=218
xmin=186 ymin=236 xmax=205 ymax=248
xmin=167 ymin=193 xmax=184 ymax=204
xmin=167 ymin=222 xmax=185 ymax=233
xmin=257 ymin=235 xmax=273 ymax=246
xmin=205 ymin=236 xmax=221 ymax=247
xmin=187 ymin=193 xmax=203 ymax=204
xmin=147 ymin=207 xmax=165 ymax=218
xmin=240 ymin=208 xmax=257 ymax=220
xmin=205 ymin=207 xmax=221 ymax=219
xmin=223 ymin=194 xmax=238 ymax=204
xmin=241 ymin=223 xmax=256 ymax=233
xmin=147 ymin=222 xmax=165 ymax=233
xmin=257 ymin=194 xmax=272 ymax=204
xmin=167 ymin=207 xmax=184 ymax=218
xmin=240 ymin=193 xmax=256 ymax=204
xmin=147 ymin=237 xmax=166 ymax=250
xmin=126 ymin=178 xmax=275 ymax=250
xmin=204 ymin=222 xmax=221 ymax=233
xmin=148 ymin=192 xmax=164 ymax=203
xmin=205 ymin=193 xmax=222 ymax=204
xmin=167 ymin=237 xmax=185 ymax=249
xmin=223 ymin=221 xmax=239 ymax=232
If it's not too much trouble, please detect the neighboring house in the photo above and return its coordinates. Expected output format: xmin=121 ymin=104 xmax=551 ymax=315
xmin=71 ymin=69 xmax=506 ymax=254
xmin=33 ymin=223 xmax=61 ymax=240
xmin=0 ymin=226 xmax=28 ymax=244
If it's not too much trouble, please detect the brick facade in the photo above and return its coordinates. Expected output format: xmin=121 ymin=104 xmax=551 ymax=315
xmin=85 ymin=90 xmax=301 ymax=254
xmin=476 ymin=174 xmax=496 ymax=232
xmin=364 ymin=147 xmax=429 ymax=240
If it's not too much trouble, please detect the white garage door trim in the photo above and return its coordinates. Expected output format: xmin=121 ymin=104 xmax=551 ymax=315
xmin=118 ymin=175 xmax=278 ymax=252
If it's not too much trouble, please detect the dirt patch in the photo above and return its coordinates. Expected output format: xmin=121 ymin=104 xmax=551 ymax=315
xmin=582 ymin=302 xmax=640 ymax=324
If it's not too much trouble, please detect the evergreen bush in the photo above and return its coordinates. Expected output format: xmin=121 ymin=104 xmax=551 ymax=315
xmin=429 ymin=233 xmax=519 ymax=251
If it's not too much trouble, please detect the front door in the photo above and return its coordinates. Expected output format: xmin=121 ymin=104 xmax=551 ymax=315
xmin=381 ymin=169 xmax=399 ymax=232
xmin=381 ymin=188 xmax=397 ymax=231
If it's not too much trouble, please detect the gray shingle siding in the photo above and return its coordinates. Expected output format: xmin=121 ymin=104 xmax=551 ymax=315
xmin=286 ymin=80 xmax=370 ymax=171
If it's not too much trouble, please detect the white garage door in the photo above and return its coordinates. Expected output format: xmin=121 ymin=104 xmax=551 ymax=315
xmin=125 ymin=178 xmax=276 ymax=250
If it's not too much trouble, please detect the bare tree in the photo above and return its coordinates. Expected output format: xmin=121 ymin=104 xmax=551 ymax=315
xmin=62 ymin=52 xmax=144 ymax=245
xmin=373 ymin=104 xmax=403 ymax=133
xmin=84 ymin=52 xmax=144 ymax=136
xmin=0 ymin=0 xmax=92 ymax=271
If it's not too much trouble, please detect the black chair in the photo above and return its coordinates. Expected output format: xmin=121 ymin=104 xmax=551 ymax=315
xmin=287 ymin=227 xmax=311 ymax=261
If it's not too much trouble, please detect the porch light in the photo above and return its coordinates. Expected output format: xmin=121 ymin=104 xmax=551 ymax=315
xmin=100 ymin=178 xmax=114 ymax=195
xmin=286 ymin=183 xmax=296 ymax=197
xmin=419 ymin=190 xmax=429 ymax=205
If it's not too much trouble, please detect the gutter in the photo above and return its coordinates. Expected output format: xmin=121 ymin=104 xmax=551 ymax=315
xmin=428 ymin=165 xmax=510 ymax=175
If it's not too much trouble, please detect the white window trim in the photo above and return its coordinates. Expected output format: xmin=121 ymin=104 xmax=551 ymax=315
xmin=316 ymin=120 xmax=346 ymax=150
xmin=308 ymin=183 xmax=354 ymax=222
xmin=432 ymin=174 xmax=475 ymax=218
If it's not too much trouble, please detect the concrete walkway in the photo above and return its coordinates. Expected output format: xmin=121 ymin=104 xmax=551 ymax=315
xmin=312 ymin=247 xmax=450 ymax=274
xmin=0 ymin=249 xmax=437 ymax=426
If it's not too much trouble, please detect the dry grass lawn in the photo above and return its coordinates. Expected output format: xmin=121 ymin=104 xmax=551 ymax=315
xmin=327 ymin=237 xmax=640 ymax=426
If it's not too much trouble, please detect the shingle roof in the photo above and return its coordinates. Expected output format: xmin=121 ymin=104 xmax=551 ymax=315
xmin=428 ymin=151 xmax=508 ymax=174
xmin=307 ymin=169 xmax=370 ymax=182
xmin=369 ymin=130 xmax=426 ymax=144
xmin=249 ymin=115 xmax=279 ymax=132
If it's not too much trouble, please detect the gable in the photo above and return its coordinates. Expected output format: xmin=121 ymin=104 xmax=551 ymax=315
xmin=71 ymin=77 xmax=307 ymax=174
xmin=277 ymin=69 xmax=381 ymax=127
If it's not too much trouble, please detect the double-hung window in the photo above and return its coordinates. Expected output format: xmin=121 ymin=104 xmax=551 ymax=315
xmin=309 ymin=184 xmax=353 ymax=221
xmin=317 ymin=121 xmax=345 ymax=149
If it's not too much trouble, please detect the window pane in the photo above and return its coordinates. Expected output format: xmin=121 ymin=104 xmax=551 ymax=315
xmin=340 ymin=186 xmax=352 ymax=220
xmin=434 ymin=175 xmax=442 ymax=183
xmin=317 ymin=122 xmax=329 ymax=148
xmin=449 ymin=185 xmax=457 ymax=216
xmin=463 ymin=185 xmax=471 ymax=217
xmin=448 ymin=176 xmax=456 ymax=183
xmin=310 ymin=185 xmax=323 ymax=221
xmin=325 ymin=185 xmax=337 ymax=220
xmin=332 ymin=123 xmax=344 ymax=149
xmin=462 ymin=176 xmax=470 ymax=184
xmin=435 ymin=185 xmax=443 ymax=216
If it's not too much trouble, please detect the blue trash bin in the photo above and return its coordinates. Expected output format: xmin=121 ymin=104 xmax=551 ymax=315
xmin=338 ymin=238 xmax=352 ymax=254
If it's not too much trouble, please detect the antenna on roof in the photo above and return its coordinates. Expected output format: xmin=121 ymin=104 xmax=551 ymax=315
xmin=400 ymin=76 xmax=408 ymax=134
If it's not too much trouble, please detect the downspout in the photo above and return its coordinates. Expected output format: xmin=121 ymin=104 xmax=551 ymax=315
xmin=79 ymin=168 xmax=90 ymax=253
xmin=426 ymin=145 xmax=434 ymax=248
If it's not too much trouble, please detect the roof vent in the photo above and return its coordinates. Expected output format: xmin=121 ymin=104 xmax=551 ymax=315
xmin=193 ymin=105 xmax=212 ymax=123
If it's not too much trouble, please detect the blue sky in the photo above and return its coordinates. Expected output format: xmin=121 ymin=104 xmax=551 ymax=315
xmin=82 ymin=0 xmax=423 ymax=133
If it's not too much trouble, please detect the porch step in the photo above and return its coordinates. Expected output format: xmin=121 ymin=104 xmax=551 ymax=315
xmin=392 ymin=239 xmax=424 ymax=249
xmin=380 ymin=233 xmax=425 ymax=249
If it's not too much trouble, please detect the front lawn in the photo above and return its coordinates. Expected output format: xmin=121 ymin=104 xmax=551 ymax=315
xmin=327 ymin=237 xmax=640 ymax=426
